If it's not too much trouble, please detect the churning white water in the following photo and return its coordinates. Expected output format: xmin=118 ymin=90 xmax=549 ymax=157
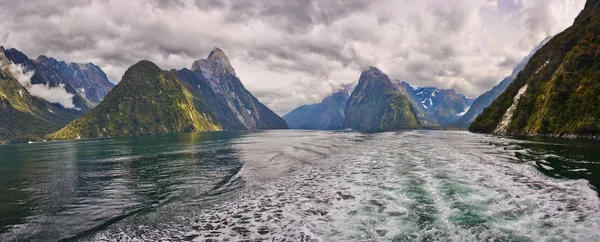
xmin=87 ymin=130 xmax=600 ymax=241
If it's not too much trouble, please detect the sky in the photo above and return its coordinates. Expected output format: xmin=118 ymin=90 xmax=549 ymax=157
xmin=0 ymin=0 xmax=586 ymax=115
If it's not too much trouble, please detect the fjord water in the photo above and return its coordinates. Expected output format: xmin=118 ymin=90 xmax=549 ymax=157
xmin=0 ymin=131 xmax=599 ymax=241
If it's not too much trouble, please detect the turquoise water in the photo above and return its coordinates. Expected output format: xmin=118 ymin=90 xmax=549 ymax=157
xmin=0 ymin=130 xmax=599 ymax=241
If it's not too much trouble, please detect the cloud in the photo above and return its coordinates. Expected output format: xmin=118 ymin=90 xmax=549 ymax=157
xmin=4 ymin=61 xmax=76 ymax=109
xmin=0 ymin=0 xmax=586 ymax=114
xmin=0 ymin=32 xmax=7 ymax=44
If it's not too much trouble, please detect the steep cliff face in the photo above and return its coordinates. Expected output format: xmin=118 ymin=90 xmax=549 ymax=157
xmin=344 ymin=67 xmax=421 ymax=131
xmin=470 ymin=0 xmax=600 ymax=137
xmin=283 ymin=85 xmax=351 ymax=130
xmin=48 ymin=61 xmax=221 ymax=139
xmin=35 ymin=56 xmax=114 ymax=104
xmin=455 ymin=37 xmax=550 ymax=127
xmin=177 ymin=47 xmax=288 ymax=130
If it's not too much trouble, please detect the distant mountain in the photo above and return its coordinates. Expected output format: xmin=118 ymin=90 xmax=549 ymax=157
xmin=393 ymin=81 xmax=439 ymax=126
xmin=283 ymin=84 xmax=353 ymax=130
xmin=48 ymin=61 xmax=221 ymax=139
xmin=1 ymin=48 xmax=96 ymax=111
xmin=470 ymin=0 xmax=600 ymax=137
xmin=283 ymin=74 xmax=474 ymax=130
xmin=35 ymin=55 xmax=114 ymax=105
xmin=454 ymin=37 xmax=551 ymax=127
xmin=394 ymin=81 xmax=473 ymax=126
xmin=344 ymin=67 xmax=421 ymax=131
xmin=0 ymin=46 xmax=91 ymax=143
xmin=174 ymin=47 xmax=288 ymax=130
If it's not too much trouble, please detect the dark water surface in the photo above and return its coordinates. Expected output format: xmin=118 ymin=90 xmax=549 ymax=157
xmin=0 ymin=130 xmax=599 ymax=241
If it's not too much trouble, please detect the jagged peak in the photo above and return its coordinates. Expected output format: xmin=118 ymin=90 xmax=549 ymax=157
xmin=37 ymin=55 xmax=50 ymax=61
xmin=192 ymin=47 xmax=236 ymax=76
xmin=36 ymin=55 xmax=64 ymax=65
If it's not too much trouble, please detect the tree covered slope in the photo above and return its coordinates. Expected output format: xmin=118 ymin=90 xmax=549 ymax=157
xmin=470 ymin=0 xmax=600 ymax=137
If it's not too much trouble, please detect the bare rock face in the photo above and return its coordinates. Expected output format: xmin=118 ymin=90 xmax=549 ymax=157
xmin=177 ymin=47 xmax=288 ymax=130
xmin=35 ymin=55 xmax=114 ymax=105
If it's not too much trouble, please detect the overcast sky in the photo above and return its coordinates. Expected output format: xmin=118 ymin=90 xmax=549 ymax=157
xmin=0 ymin=0 xmax=586 ymax=114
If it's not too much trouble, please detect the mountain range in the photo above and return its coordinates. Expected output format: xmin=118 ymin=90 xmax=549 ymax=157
xmin=48 ymin=61 xmax=221 ymax=139
xmin=0 ymin=46 xmax=114 ymax=144
xmin=470 ymin=0 xmax=600 ymax=138
xmin=395 ymin=81 xmax=474 ymax=126
xmin=50 ymin=48 xmax=287 ymax=140
xmin=4 ymin=0 xmax=600 ymax=143
xmin=284 ymin=71 xmax=474 ymax=130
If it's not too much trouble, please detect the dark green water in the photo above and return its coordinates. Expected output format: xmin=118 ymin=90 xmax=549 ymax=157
xmin=0 ymin=130 xmax=599 ymax=241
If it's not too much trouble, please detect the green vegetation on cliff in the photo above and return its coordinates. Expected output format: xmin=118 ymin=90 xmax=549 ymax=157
xmin=48 ymin=61 xmax=221 ymax=139
xmin=470 ymin=0 xmax=600 ymax=137
xmin=0 ymin=67 xmax=81 ymax=144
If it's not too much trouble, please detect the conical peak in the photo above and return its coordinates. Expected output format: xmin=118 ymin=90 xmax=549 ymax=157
xmin=126 ymin=60 xmax=162 ymax=74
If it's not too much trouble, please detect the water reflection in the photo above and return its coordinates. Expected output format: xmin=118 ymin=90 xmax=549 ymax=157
xmin=505 ymin=135 xmax=600 ymax=189
xmin=0 ymin=131 xmax=246 ymax=241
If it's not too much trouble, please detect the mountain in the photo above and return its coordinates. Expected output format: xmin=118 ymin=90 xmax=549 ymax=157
xmin=470 ymin=0 xmax=600 ymax=137
xmin=394 ymin=81 xmax=473 ymax=126
xmin=283 ymin=84 xmax=353 ymax=130
xmin=48 ymin=60 xmax=221 ymax=139
xmin=173 ymin=47 xmax=288 ymax=130
xmin=0 ymin=68 xmax=71 ymax=144
xmin=0 ymin=47 xmax=90 ymax=143
xmin=454 ymin=37 xmax=551 ymax=127
xmin=35 ymin=55 xmax=114 ymax=104
xmin=344 ymin=67 xmax=421 ymax=131
xmin=1 ymin=48 xmax=96 ymax=111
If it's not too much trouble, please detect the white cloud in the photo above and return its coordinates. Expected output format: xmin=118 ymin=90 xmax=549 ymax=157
xmin=5 ymin=62 xmax=76 ymax=109
xmin=0 ymin=0 xmax=587 ymax=114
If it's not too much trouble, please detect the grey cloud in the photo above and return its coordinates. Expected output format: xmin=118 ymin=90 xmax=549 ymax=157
xmin=194 ymin=0 xmax=226 ymax=10
xmin=499 ymin=56 xmax=519 ymax=68
xmin=221 ymin=0 xmax=370 ymax=33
